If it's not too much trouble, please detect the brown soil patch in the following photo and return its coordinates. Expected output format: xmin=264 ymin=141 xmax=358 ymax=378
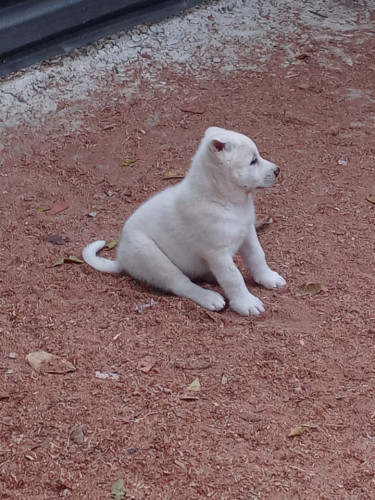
xmin=1 ymin=11 xmax=375 ymax=500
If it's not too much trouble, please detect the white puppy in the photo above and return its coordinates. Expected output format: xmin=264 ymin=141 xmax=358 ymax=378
xmin=83 ymin=127 xmax=286 ymax=316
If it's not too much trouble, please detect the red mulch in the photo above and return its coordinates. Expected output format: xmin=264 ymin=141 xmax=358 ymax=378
xmin=1 ymin=32 xmax=375 ymax=500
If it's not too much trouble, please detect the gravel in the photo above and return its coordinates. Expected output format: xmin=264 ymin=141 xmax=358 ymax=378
xmin=0 ymin=0 xmax=374 ymax=131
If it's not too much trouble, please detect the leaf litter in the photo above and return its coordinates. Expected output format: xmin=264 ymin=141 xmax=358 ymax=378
xmin=26 ymin=351 xmax=76 ymax=374
xmin=69 ymin=424 xmax=85 ymax=445
xmin=111 ymin=479 xmax=126 ymax=499
xmin=180 ymin=106 xmax=205 ymax=115
xmin=53 ymin=256 xmax=85 ymax=266
xmin=137 ymin=356 xmax=157 ymax=374
xmin=49 ymin=201 xmax=69 ymax=215
xmin=180 ymin=378 xmax=201 ymax=400
xmin=163 ymin=169 xmax=185 ymax=180
xmin=255 ymin=216 xmax=273 ymax=231
xmin=289 ymin=424 xmax=318 ymax=437
xmin=296 ymin=282 xmax=328 ymax=297
xmin=121 ymin=158 xmax=136 ymax=167
xmin=95 ymin=371 xmax=120 ymax=381
xmin=174 ymin=358 xmax=211 ymax=370
xmin=107 ymin=239 xmax=119 ymax=249
xmin=44 ymin=234 xmax=70 ymax=245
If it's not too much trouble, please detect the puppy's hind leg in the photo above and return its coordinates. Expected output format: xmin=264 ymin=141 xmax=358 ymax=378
xmin=119 ymin=232 xmax=225 ymax=312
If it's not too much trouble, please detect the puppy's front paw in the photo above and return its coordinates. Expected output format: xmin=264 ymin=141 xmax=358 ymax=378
xmin=196 ymin=289 xmax=226 ymax=312
xmin=230 ymin=293 xmax=265 ymax=316
xmin=255 ymin=270 xmax=286 ymax=289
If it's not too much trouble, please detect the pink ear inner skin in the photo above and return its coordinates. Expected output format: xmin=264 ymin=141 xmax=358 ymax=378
xmin=212 ymin=140 xmax=226 ymax=151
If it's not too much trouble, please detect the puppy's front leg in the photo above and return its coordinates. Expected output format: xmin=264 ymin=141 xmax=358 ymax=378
xmin=240 ymin=224 xmax=286 ymax=289
xmin=205 ymin=252 xmax=264 ymax=316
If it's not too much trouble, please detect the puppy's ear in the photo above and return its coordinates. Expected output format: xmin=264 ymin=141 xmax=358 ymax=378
xmin=211 ymin=139 xmax=226 ymax=152
xmin=209 ymin=139 xmax=233 ymax=153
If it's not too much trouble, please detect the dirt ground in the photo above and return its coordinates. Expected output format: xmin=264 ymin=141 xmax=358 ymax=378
xmin=1 ymin=1 xmax=375 ymax=499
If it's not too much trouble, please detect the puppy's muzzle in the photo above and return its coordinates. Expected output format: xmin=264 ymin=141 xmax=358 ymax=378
xmin=274 ymin=166 xmax=280 ymax=177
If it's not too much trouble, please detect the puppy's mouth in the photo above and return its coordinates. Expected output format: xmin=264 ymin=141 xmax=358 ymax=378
xmin=255 ymin=181 xmax=274 ymax=190
xmin=261 ymin=175 xmax=279 ymax=189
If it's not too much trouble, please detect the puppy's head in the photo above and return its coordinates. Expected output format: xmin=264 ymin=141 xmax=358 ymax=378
xmin=202 ymin=127 xmax=280 ymax=192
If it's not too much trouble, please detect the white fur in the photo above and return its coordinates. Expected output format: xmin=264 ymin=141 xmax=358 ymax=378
xmin=82 ymin=126 xmax=286 ymax=316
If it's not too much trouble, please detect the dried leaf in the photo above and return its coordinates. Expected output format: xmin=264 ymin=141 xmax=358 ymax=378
xmin=221 ymin=374 xmax=229 ymax=386
xmin=187 ymin=378 xmax=201 ymax=392
xmin=53 ymin=258 xmax=65 ymax=267
xmin=49 ymin=202 xmax=69 ymax=215
xmin=289 ymin=424 xmax=316 ymax=437
xmin=44 ymin=234 xmax=70 ymax=245
xmin=62 ymin=255 xmax=84 ymax=264
xmin=0 ymin=391 xmax=10 ymax=399
xmin=295 ymin=52 xmax=311 ymax=60
xmin=70 ymin=424 xmax=84 ymax=444
xmin=107 ymin=239 xmax=119 ymax=250
xmin=180 ymin=378 xmax=201 ymax=400
xmin=239 ymin=412 xmax=261 ymax=422
xmin=111 ymin=479 xmax=126 ymax=500
xmin=8 ymin=352 xmax=17 ymax=359
xmin=137 ymin=356 xmax=157 ymax=374
xmin=26 ymin=351 xmax=76 ymax=374
xmin=335 ymin=393 xmax=346 ymax=400
xmin=163 ymin=169 xmax=185 ymax=180
xmin=121 ymin=158 xmax=136 ymax=167
xmin=95 ymin=371 xmax=120 ymax=380
xmin=365 ymin=194 xmax=375 ymax=204
xmin=180 ymin=106 xmax=205 ymax=115
xmin=53 ymin=256 xmax=85 ymax=267
xmin=180 ymin=392 xmax=199 ymax=401
xmin=255 ymin=216 xmax=273 ymax=231
xmin=174 ymin=358 xmax=211 ymax=370
xmin=37 ymin=206 xmax=50 ymax=212
xmin=296 ymin=282 xmax=328 ymax=297
xmin=87 ymin=211 xmax=97 ymax=218
xmin=126 ymin=447 xmax=139 ymax=455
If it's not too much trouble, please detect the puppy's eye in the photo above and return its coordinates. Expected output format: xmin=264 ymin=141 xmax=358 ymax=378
xmin=250 ymin=158 xmax=258 ymax=165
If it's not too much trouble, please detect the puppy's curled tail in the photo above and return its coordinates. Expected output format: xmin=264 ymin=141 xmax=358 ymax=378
xmin=82 ymin=240 xmax=121 ymax=273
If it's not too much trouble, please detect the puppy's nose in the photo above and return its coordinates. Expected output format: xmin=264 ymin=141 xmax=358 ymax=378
xmin=274 ymin=166 xmax=280 ymax=177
